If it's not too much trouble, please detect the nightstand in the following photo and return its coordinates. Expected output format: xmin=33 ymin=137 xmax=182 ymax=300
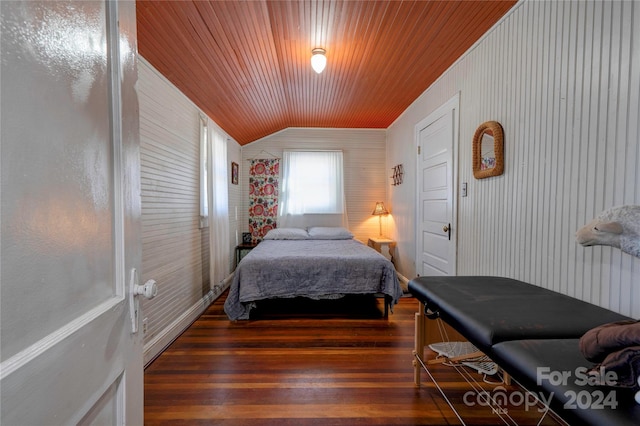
xmin=368 ymin=237 xmax=396 ymax=264
xmin=235 ymin=243 xmax=257 ymax=268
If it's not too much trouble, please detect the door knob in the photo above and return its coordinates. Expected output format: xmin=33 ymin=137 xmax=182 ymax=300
xmin=443 ymin=223 xmax=451 ymax=241
xmin=129 ymin=268 xmax=158 ymax=334
xmin=134 ymin=279 xmax=158 ymax=299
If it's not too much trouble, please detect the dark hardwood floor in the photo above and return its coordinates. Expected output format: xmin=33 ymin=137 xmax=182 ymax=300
xmin=144 ymin=292 xmax=564 ymax=425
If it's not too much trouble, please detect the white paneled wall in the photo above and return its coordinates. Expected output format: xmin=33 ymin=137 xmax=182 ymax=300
xmin=139 ymin=59 xmax=206 ymax=363
xmin=387 ymin=0 xmax=640 ymax=317
xmin=241 ymin=128 xmax=388 ymax=243
xmin=227 ymin=141 xmax=243 ymax=266
xmin=139 ymin=59 xmax=241 ymax=364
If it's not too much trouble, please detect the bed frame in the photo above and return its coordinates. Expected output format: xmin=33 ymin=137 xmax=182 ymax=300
xmin=410 ymin=276 xmax=639 ymax=426
xmin=224 ymin=238 xmax=403 ymax=320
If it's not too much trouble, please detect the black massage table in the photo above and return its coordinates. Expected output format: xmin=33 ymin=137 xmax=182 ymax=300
xmin=492 ymin=339 xmax=640 ymax=426
xmin=409 ymin=276 xmax=638 ymax=426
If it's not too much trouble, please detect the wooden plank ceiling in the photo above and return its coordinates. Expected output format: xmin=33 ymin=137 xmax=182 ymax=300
xmin=137 ymin=0 xmax=517 ymax=145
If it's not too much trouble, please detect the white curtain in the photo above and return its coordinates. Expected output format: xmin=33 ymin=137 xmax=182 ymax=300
xmin=278 ymin=150 xmax=348 ymax=229
xmin=207 ymin=124 xmax=230 ymax=288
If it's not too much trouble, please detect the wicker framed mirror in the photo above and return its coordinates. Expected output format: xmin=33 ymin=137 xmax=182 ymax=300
xmin=472 ymin=120 xmax=504 ymax=179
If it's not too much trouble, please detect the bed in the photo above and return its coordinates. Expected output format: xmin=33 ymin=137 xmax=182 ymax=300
xmin=224 ymin=227 xmax=403 ymax=320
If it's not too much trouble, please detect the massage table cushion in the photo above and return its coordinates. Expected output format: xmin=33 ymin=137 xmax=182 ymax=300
xmin=408 ymin=276 xmax=630 ymax=350
xmin=492 ymin=338 xmax=639 ymax=426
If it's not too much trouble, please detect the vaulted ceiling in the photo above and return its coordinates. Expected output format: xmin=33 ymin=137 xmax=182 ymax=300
xmin=136 ymin=0 xmax=517 ymax=145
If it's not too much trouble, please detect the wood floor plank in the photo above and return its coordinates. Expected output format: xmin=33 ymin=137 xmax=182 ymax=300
xmin=144 ymin=291 xmax=565 ymax=425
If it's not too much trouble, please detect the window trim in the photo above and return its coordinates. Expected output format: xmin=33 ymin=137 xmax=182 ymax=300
xmin=279 ymin=150 xmax=345 ymax=215
xmin=199 ymin=114 xmax=209 ymax=228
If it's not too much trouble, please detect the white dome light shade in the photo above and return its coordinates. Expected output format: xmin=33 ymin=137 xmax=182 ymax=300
xmin=311 ymin=48 xmax=326 ymax=73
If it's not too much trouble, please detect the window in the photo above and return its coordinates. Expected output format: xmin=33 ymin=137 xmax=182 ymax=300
xmin=199 ymin=115 xmax=208 ymax=227
xmin=200 ymin=114 xmax=231 ymax=283
xmin=279 ymin=150 xmax=345 ymax=215
xmin=209 ymin=125 xmax=230 ymax=286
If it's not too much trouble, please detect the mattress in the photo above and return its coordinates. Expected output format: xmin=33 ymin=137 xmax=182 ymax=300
xmin=224 ymin=239 xmax=403 ymax=320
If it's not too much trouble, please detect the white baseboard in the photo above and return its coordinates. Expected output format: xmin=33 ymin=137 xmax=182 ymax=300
xmin=396 ymin=271 xmax=410 ymax=292
xmin=143 ymin=274 xmax=233 ymax=367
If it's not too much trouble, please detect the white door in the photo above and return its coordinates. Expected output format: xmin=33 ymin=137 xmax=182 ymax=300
xmin=1 ymin=1 xmax=145 ymax=424
xmin=416 ymin=95 xmax=459 ymax=276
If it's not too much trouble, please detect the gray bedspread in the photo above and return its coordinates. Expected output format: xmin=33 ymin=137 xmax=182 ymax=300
xmin=224 ymin=239 xmax=403 ymax=320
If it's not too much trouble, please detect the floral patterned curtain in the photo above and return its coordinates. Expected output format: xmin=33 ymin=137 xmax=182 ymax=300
xmin=248 ymin=159 xmax=279 ymax=243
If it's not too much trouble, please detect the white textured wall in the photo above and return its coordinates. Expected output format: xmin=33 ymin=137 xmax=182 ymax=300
xmin=139 ymin=59 xmax=240 ymax=363
xmin=388 ymin=0 xmax=640 ymax=317
xmin=241 ymin=128 xmax=388 ymax=243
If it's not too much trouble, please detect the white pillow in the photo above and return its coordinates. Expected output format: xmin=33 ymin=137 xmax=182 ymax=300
xmin=307 ymin=226 xmax=354 ymax=240
xmin=263 ymin=227 xmax=309 ymax=240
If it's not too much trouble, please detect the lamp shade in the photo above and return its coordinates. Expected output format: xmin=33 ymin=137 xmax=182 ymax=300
xmin=372 ymin=202 xmax=389 ymax=216
xmin=311 ymin=48 xmax=326 ymax=73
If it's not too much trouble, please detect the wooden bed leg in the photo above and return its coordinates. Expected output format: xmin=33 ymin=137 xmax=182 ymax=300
xmin=413 ymin=301 xmax=426 ymax=387
xmin=384 ymin=296 xmax=390 ymax=318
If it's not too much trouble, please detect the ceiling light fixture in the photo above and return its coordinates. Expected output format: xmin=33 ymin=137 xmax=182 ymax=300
xmin=311 ymin=48 xmax=326 ymax=74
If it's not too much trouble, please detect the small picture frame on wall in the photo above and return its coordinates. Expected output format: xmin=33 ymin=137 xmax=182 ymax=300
xmin=231 ymin=162 xmax=239 ymax=185
xmin=242 ymin=232 xmax=252 ymax=244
